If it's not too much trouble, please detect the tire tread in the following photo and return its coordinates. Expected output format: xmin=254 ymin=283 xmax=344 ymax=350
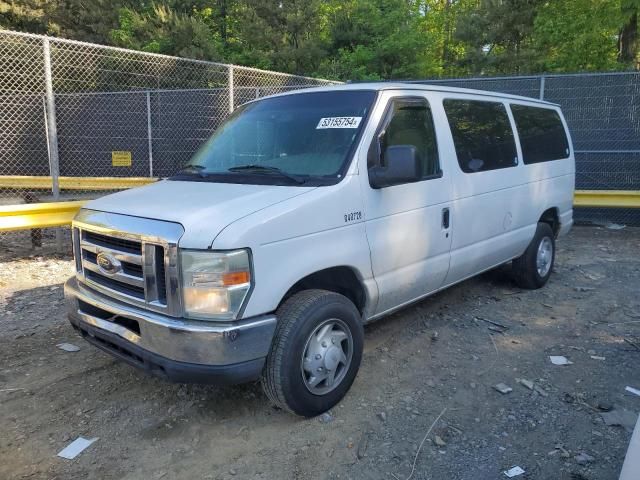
xmin=261 ymin=289 xmax=346 ymax=414
xmin=512 ymin=222 xmax=554 ymax=290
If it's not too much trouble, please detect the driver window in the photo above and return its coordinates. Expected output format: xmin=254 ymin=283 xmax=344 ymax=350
xmin=370 ymin=98 xmax=441 ymax=178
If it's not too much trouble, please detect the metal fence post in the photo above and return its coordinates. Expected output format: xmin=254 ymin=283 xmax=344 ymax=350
xmin=146 ymin=91 xmax=154 ymax=177
xmin=43 ymin=38 xmax=60 ymax=200
xmin=228 ymin=65 xmax=234 ymax=113
xmin=539 ymin=75 xmax=546 ymax=100
xmin=43 ymin=37 xmax=63 ymax=250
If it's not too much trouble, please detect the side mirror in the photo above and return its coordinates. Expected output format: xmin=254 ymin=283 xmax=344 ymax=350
xmin=369 ymin=145 xmax=420 ymax=189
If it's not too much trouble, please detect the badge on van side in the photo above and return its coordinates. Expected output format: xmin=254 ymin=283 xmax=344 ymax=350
xmin=344 ymin=211 xmax=362 ymax=222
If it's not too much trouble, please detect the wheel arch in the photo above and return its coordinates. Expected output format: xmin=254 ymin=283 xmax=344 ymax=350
xmin=539 ymin=207 xmax=560 ymax=238
xmin=278 ymin=266 xmax=368 ymax=316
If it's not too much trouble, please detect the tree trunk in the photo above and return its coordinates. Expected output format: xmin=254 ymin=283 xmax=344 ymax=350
xmin=618 ymin=11 xmax=638 ymax=67
xmin=218 ymin=0 xmax=228 ymax=48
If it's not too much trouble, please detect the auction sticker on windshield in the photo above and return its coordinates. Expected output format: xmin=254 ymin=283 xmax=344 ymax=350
xmin=316 ymin=117 xmax=362 ymax=129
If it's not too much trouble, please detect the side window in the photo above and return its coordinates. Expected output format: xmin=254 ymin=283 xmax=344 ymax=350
xmin=510 ymin=104 xmax=570 ymax=164
xmin=443 ymin=99 xmax=518 ymax=173
xmin=369 ymin=97 xmax=441 ymax=179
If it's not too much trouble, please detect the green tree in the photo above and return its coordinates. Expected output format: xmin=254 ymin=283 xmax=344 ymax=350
xmin=316 ymin=0 xmax=441 ymax=80
xmin=2 ymin=0 xmax=639 ymax=79
xmin=422 ymin=0 xmax=479 ymax=77
xmin=619 ymin=0 xmax=640 ymax=67
xmin=228 ymin=0 xmax=328 ymax=74
xmin=0 ymin=0 xmax=138 ymax=43
xmin=110 ymin=3 xmax=222 ymax=60
xmin=454 ymin=0 xmax=543 ymax=75
xmin=0 ymin=0 xmax=50 ymax=34
xmin=533 ymin=0 xmax=622 ymax=72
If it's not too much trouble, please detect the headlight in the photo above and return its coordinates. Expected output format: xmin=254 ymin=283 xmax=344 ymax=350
xmin=180 ymin=249 xmax=252 ymax=320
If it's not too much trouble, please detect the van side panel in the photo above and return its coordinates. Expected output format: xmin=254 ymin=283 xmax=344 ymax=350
xmin=512 ymin=103 xmax=575 ymax=239
xmin=436 ymin=95 xmax=574 ymax=286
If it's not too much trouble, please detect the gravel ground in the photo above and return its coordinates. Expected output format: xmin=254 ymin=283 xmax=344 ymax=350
xmin=1 ymin=225 xmax=639 ymax=480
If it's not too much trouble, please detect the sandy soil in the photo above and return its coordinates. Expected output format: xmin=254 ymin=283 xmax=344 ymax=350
xmin=1 ymin=225 xmax=639 ymax=480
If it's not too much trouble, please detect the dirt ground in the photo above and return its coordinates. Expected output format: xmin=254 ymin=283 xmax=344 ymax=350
xmin=1 ymin=225 xmax=639 ymax=480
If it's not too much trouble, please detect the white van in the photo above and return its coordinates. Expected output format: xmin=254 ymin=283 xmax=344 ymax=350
xmin=64 ymin=83 xmax=574 ymax=416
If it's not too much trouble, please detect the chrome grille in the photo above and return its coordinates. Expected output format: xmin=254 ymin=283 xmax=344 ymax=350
xmin=72 ymin=209 xmax=184 ymax=316
xmin=80 ymin=229 xmax=162 ymax=302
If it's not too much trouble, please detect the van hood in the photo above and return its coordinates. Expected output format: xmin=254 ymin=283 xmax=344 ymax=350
xmin=84 ymin=180 xmax=316 ymax=248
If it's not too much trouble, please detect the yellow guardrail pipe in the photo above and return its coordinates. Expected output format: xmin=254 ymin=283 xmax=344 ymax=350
xmin=0 ymin=176 xmax=158 ymax=191
xmin=573 ymin=190 xmax=640 ymax=209
xmin=0 ymin=201 xmax=86 ymax=232
xmin=0 ymin=190 xmax=638 ymax=233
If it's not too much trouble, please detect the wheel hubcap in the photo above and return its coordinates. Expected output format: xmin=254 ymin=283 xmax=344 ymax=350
xmin=301 ymin=319 xmax=353 ymax=395
xmin=536 ymin=236 xmax=553 ymax=277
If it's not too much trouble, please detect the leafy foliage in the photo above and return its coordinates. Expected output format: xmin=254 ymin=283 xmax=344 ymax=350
xmin=0 ymin=0 xmax=638 ymax=79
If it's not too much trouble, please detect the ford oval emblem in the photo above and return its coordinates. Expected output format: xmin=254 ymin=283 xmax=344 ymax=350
xmin=96 ymin=252 xmax=122 ymax=275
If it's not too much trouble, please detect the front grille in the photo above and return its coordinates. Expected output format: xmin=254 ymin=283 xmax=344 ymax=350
xmin=77 ymin=227 xmax=169 ymax=311
xmin=84 ymin=231 xmax=142 ymax=255
xmin=86 ymin=270 xmax=145 ymax=300
xmin=155 ymin=246 xmax=167 ymax=304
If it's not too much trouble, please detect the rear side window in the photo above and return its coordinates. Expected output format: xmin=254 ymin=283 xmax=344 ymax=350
xmin=511 ymin=105 xmax=570 ymax=164
xmin=443 ymin=99 xmax=518 ymax=173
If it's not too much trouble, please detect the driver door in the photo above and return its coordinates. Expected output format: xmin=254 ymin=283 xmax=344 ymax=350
xmin=360 ymin=94 xmax=453 ymax=316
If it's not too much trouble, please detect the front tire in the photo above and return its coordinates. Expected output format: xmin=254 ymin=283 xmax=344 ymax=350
xmin=261 ymin=290 xmax=364 ymax=417
xmin=512 ymin=222 xmax=555 ymax=289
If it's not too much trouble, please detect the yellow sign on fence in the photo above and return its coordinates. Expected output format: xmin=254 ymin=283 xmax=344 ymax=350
xmin=112 ymin=151 xmax=132 ymax=167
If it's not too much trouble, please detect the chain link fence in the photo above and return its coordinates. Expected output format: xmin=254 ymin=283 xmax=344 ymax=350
xmin=417 ymin=72 xmax=640 ymax=226
xmin=2 ymin=29 xmax=638 ymax=257
xmin=0 ymin=30 xmax=337 ymax=256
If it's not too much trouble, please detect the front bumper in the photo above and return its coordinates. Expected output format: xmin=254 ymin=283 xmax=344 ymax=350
xmin=64 ymin=277 xmax=277 ymax=384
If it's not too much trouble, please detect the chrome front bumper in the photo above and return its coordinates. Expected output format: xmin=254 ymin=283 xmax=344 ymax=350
xmin=64 ymin=277 xmax=277 ymax=383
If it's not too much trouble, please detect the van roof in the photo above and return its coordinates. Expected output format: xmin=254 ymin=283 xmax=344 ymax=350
xmin=270 ymin=82 xmax=559 ymax=107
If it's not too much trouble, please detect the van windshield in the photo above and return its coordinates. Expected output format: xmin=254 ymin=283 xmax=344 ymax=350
xmin=171 ymin=90 xmax=376 ymax=186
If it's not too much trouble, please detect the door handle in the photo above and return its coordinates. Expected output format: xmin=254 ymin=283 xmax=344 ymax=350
xmin=442 ymin=208 xmax=450 ymax=229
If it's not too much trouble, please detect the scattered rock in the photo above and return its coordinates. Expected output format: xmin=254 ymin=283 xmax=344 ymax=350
xmin=504 ymin=466 xmax=525 ymax=477
xmin=534 ymin=385 xmax=549 ymax=397
xmin=574 ymin=286 xmax=595 ymax=292
xmin=493 ymin=383 xmax=513 ymax=394
xmin=516 ymin=378 xmax=534 ymax=390
xmin=318 ymin=412 xmax=334 ymax=424
xmin=550 ymin=355 xmax=573 ymax=366
xmin=377 ymin=412 xmax=387 ymax=422
xmin=597 ymin=402 xmax=613 ymax=412
xmin=605 ymin=223 xmax=625 ymax=230
xmin=56 ymin=343 xmax=81 ymax=352
xmin=357 ymin=432 xmax=369 ymax=459
xmin=575 ymin=452 xmax=595 ymax=465
xmin=600 ymin=408 xmax=637 ymax=431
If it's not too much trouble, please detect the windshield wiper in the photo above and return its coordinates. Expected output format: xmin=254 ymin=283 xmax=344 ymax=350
xmin=228 ymin=165 xmax=306 ymax=184
xmin=175 ymin=164 xmax=209 ymax=178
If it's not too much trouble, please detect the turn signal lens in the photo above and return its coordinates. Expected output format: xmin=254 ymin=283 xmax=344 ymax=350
xmin=222 ymin=271 xmax=250 ymax=286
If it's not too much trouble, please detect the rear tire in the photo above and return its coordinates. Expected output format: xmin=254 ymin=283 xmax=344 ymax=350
xmin=261 ymin=289 xmax=364 ymax=417
xmin=512 ymin=222 xmax=555 ymax=289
